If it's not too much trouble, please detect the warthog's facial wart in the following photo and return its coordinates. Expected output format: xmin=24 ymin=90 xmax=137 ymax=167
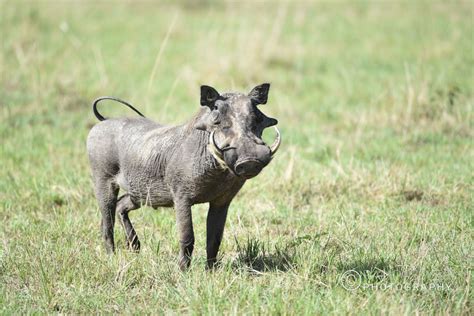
xmin=197 ymin=83 xmax=281 ymax=179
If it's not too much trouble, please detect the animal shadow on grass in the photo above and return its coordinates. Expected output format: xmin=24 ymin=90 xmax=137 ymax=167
xmin=231 ymin=237 xmax=296 ymax=273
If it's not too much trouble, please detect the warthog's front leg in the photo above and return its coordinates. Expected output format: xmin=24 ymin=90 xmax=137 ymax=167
xmin=206 ymin=202 xmax=230 ymax=269
xmin=175 ymin=200 xmax=194 ymax=271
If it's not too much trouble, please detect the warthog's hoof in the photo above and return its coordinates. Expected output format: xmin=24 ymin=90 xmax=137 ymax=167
xmin=127 ymin=239 xmax=140 ymax=253
xmin=179 ymin=257 xmax=192 ymax=271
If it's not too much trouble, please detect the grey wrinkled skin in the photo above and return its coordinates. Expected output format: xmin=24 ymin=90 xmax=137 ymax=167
xmin=87 ymin=83 xmax=279 ymax=270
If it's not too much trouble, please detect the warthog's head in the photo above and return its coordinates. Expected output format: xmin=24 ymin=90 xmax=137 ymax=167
xmin=194 ymin=83 xmax=281 ymax=179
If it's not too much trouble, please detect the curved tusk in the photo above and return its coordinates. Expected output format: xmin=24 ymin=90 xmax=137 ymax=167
xmin=209 ymin=130 xmax=224 ymax=160
xmin=269 ymin=126 xmax=281 ymax=156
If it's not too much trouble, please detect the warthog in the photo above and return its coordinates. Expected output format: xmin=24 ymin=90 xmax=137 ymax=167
xmin=87 ymin=83 xmax=281 ymax=269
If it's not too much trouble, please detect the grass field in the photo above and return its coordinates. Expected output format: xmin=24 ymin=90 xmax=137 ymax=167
xmin=1 ymin=1 xmax=473 ymax=314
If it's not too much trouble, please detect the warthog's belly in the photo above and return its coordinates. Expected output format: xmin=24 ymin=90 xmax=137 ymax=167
xmin=116 ymin=172 xmax=174 ymax=207
xmin=116 ymin=169 xmax=244 ymax=208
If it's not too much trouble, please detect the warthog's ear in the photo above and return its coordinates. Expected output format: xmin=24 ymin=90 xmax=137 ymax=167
xmin=200 ymin=85 xmax=220 ymax=108
xmin=263 ymin=116 xmax=278 ymax=127
xmin=248 ymin=83 xmax=270 ymax=105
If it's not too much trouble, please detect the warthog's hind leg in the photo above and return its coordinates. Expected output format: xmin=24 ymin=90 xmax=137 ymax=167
xmin=94 ymin=179 xmax=119 ymax=254
xmin=116 ymin=194 xmax=141 ymax=252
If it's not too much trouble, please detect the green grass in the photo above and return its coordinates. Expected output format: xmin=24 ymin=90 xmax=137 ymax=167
xmin=1 ymin=1 xmax=473 ymax=314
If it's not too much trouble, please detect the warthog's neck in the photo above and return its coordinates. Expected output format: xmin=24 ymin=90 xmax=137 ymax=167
xmin=183 ymin=115 xmax=226 ymax=169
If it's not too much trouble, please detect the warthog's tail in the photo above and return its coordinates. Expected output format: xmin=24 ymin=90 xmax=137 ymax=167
xmin=92 ymin=96 xmax=146 ymax=121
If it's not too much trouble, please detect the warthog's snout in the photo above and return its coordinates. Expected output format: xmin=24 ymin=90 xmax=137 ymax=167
xmin=235 ymin=159 xmax=264 ymax=178
xmin=234 ymin=144 xmax=272 ymax=178
xmin=212 ymin=125 xmax=281 ymax=179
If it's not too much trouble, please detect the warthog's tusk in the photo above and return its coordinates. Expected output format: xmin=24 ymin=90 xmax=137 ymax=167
xmin=208 ymin=130 xmax=227 ymax=169
xmin=209 ymin=130 xmax=223 ymax=158
xmin=269 ymin=126 xmax=281 ymax=156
